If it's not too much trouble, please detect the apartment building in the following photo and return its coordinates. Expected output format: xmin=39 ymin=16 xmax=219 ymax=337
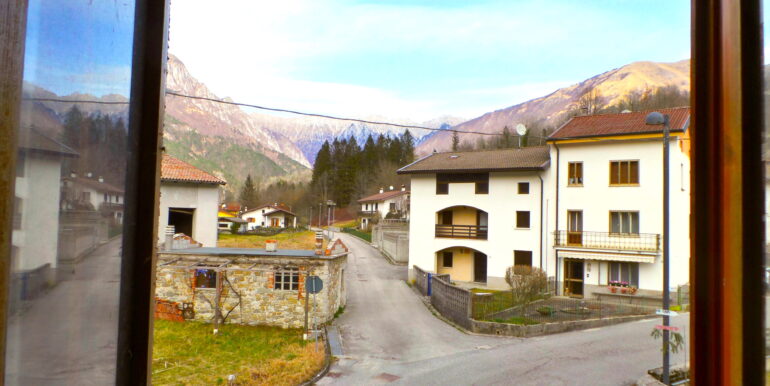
xmin=398 ymin=147 xmax=551 ymax=289
xmin=548 ymin=107 xmax=691 ymax=298
xmin=356 ymin=185 xmax=410 ymax=229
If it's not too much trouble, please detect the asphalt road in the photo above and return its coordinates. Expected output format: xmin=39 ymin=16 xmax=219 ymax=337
xmin=5 ymin=238 xmax=122 ymax=385
xmin=320 ymin=233 xmax=688 ymax=385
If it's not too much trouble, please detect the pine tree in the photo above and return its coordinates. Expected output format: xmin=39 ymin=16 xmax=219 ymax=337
xmin=63 ymin=106 xmax=84 ymax=149
xmin=239 ymin=174 xmax=259 ymax=210
xmin=311 ymin=140 xmax=332 ymax=186
xmin=500 ymin=126 xmax=512 ymax=149
xmin=400 ymin=130 xmax=415 ymax=165
xmin=451 ymin=130 xmax=460 ymax=151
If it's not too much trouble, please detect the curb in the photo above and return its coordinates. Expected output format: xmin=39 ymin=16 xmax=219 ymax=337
xmin=301 ymin=326 xmax=332 ymax=386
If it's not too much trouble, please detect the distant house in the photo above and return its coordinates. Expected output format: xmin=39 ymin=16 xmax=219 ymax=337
xmin=159 ymin=154 xmax=225 ymax=247
xmin=218 ymin=210 xmax=246 ymax=233
xmin=241 ymin=203 xmax=297 ymax=230
xmin=357 ymin=185 xmax=410 ymax=229
xmin=61 ymin=173 xmax=125 ymax=224
xmin=12 ymin=128 xmax=78 ymax=300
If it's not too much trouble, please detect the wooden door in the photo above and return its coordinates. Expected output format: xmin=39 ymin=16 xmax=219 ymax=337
xmin=473 ymin=252 xmax=487 ymax=283
xmin=564 ymin=259 xmax=584 ymax=297
xmin=271 ymin=218 xmax=280 ymax=227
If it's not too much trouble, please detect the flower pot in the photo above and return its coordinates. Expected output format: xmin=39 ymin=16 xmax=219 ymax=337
xmin=620 ymin=287 xmax=629 ymax=294
xmin=629 ymin=287 xmax=638 ymax=295
xmin=609 ymin=286 xmax=618 ymax=293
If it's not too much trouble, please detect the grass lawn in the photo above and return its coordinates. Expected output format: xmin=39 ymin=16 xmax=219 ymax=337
xmin=152 ymin=320 xmax=324 ymax=386
xmin=332 ymin=219 xmax=357 ymax=228
xmin=490 ymin=316 xmax=541 ymax=325
xmin=341 ymin=228 xmax=371 ymax=242
xmin=218 ymin=231 xmax=316 ymax=250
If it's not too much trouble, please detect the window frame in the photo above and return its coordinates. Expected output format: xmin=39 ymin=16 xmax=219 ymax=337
xmin=194 ymin=267 xmax=218 ymax=289
xmin=609 ymin=160 xmax=639 ymax=186
xmin=442 ymin=251 xmax=453 ymax=268
xmin=567 ymin=161 xmax=583 ymax=186
xmin=609 ymin=211 xmax=640 ymax=235
xmin=607 ymin=262 xmax=639 ymax=287
xmin=274 ymin=268 xmax=300 ymax=291
xmin=518 ymin=182 xmax=530 ymax=194
xmin=516 ymin=210 xmax=530 ymax=229
xmin=514 ymin=250 xmax=533 ymax=267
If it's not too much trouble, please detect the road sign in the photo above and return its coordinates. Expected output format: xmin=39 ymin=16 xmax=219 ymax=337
xmin=654 ymin=324 xmax=680 ymax=332
xmin=306 ymin=276 xmax=323 ymax=294
xmin=656 ymin=309 xmax=679 ymax=317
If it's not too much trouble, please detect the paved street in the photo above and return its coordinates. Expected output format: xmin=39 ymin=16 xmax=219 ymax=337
xmin=5 ymin=238 xmax=122 ymax=385
xmin=320 ymin=233 xmax=688 ymax=385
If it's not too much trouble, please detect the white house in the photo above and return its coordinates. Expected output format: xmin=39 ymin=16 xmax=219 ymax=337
xmin=61 ymin=173 xmax=125 ymax=224
xmin=158 ymin=154 xmax=225 ymax=247
xmin=547 ymin=107 xmax=691 ymax=298
xmin=357 ymin=186 xmax=410 ymax=229
xmin=398 ymin=147 xmax=551 ymax=289
xmin=12 ymin=128 xmax=78 ymax=298
xmin=241 ymin=203 xmax=297 ymax=230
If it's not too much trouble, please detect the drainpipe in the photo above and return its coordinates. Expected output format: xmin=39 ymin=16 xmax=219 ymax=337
xmin=538 ymin=174 xmax=544 ymax=271
xmin=553 ymin=143 xmax=560 ymax=295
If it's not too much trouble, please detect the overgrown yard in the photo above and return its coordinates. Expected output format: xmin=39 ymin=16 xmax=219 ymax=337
xmin=152 ymin=320 xmax=324 ymax=385
xmin=218 ymin=231 xmax=316 ymax=250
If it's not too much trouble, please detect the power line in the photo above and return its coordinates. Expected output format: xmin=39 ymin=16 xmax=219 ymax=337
xmin=165 ymin=91 xmax=505 ymax=136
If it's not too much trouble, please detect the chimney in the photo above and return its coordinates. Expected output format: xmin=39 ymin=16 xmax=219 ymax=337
xmin=70 ymin=171 xmax=77 ymax=178
xmin=379 ymin=187 xmax=384 ymax=194
xmin=164 ymin=225 xmax=175 ymax=251
xmin=389 ymin=185 xmax=394 ymax=191
xmin=98 ymin=176 xmax=104 ymax=183
xmin=314 ymin=231 xmax=324 ymax=255
xmin=86 ymin=172 xmax=93 ymax=178
xmin=265 ymin=239 xmax=277 ymax=252
xmin=401 ymin=184 xmax=406 ymax=191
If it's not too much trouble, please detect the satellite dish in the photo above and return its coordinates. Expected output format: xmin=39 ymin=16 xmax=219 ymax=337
xmin=515 ymin=123 xmax=527 ymax=136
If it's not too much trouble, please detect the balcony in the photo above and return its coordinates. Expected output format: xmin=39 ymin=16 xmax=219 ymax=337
xmin=435 ymin=224 xmax=488 ymax=240
xmin=553 ymin=230 xmax=660 ymax=252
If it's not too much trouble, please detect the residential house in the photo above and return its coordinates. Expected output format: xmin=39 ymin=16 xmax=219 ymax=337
xmin=218 ymin=209 xmax=246 ymax=233
xmin=12 ymin=128 xmax=78 ymax=301
xmin=158 ymin=154 xmax=225 ymax=247
xmin=61 ymin=173 xmax=125 ymax=224
xmin=241 ymin=203 xmax=297 ymax=230
xmin=357 ymin=185 xmax=410 ymax=229
xmin=398 ymin=147 xmax=551 ymax=289
xmin=548 ymin=107 xmax=691 ymax=298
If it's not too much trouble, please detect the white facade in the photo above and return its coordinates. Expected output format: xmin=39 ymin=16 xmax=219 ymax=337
xmin=407 ymin=172 xmax=549 ymax=289
xmin=550 ymin=137 xmax=691 ymax=297
xmin=158 ymin=182 xmax=220 ymax=247
xmin=241 ymin=206 xmax=297 ymax=230
xmin=359 ymin=188 xmax=410 ymax=229
xmin=12 ymin=153 xmax=64 ymax=272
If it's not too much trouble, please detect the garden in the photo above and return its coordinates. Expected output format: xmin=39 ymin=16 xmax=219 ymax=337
xmin=217 ymin=230 xmax=317 ymax=250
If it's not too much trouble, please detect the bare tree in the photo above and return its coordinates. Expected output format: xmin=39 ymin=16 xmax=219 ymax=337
xmin=577 ymin=87 xmax=605 ymax=115
xmin=505 ymin=265 xmax=548 ymax=315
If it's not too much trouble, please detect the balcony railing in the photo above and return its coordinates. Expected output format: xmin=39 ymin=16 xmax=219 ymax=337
xmin=553 ymin=230 xmax=660 ymax=252
xmin=435 ymin=224 xmax=488 ymax=240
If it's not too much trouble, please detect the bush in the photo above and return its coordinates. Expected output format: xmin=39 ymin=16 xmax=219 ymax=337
xmin=230 ymin=222 xmax=241 ymax=234
xmin=505 ymin=265 xmax=548 ymax=315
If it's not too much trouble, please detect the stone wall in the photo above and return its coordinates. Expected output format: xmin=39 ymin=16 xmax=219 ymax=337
xmin=155 ymin=253 xmax=347 ymax=329
xmin=430 ymin=274 xmax=472 ymax=330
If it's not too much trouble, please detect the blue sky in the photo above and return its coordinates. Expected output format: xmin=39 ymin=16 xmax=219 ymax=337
xmin=21 ymin=1 xmax=719 ymax=120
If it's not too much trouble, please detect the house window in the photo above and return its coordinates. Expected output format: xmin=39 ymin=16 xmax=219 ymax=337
xmin=442 ymin=251 xmax=453 ymax=268
xmin=608 ymin=262 xmax=639 ymax=287
xmin=274 ymin=268 xmax=300 ymax=290
xmin=436 ymin=181 xmax=448 ymax=194
xmin=514 ymin=250 xmax=533 ymax=267
xmin=194 ymin=268 xmax=217 ymax=289
xmin=609 ymin=160 xmax=639 ymax=185
xmin=81 ymin=191 xmax=90 ymax=201
xmin=248 ymin=217 xmax=255 ymax=223
xmin=104 ymin=193 xmax=108 ymax=202
xmin=516 ymin=211 xmax=530 ymax=228
xmin=568 ymin=162 xmax=583 ymax=186
xmin=610 ymin=211 xmax=639 ymax=234
xmin=389 ymin=202 xmax=396 ymax=212
xmin=518 ymin=182 xmax=529 ymax=194
xmin=475 ymin=181 xmax=489 ymax=194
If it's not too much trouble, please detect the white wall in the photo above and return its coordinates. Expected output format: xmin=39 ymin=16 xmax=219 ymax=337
xmin=12 ymin=153 xmax=62 ymax=271
xmin=408 ymin=171 xmax=547 ymax=288
xmin=158 ymin=182 xmax=220 ymax=247
xmin=549 ymin=137 xmax=691 ymax=292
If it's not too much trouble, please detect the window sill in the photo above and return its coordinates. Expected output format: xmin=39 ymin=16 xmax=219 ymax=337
xmin=609 ymin=184 xmax=640 ymax=187
xmin=567 ymin=184 xmax=584 ymax=187
xmin=515 ymin=227 xmax=531 ymax=230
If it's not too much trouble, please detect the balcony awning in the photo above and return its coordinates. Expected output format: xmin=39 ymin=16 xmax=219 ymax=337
xmin=558 ymin=250 xmax=656 ymax=264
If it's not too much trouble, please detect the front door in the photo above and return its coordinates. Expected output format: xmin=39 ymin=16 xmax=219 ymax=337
xmin=473 ymin=252 xmax=487 ymax=283
xmin=271 ymin=218 xmax=280 ymax=227
xmin=564 ymin=259 xmax=584 ymax=297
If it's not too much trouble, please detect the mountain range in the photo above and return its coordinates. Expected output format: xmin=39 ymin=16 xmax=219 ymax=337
xmin=416 ymin=60 xmax=690 ymax=154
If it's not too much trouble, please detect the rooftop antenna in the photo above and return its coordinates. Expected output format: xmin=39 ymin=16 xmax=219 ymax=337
xmin=515 ymin=123 xmax=527 ymax=148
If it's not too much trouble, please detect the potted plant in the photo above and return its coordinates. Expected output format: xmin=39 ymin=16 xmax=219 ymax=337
xmin=628 ymin=286 xmax=638 ymax=295
xmin=620 ymin=287 xmax=629 ymax=294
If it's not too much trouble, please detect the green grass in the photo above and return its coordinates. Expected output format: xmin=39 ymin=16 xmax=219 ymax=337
xmin=218 ymin=231 xmax=316 ymax=250
xmin=491 ymin=316 xmax=540 ymax=325
xmin=333 ymin=306 xmax=345 ymax=319
xmin=342 ymin=228 xmax=371 ymax=242
xmin=152 ymin=320 xmax=324 ymax=386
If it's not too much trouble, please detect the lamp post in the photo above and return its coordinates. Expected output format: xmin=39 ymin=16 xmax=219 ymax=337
xmin=645 ymin=111 xmax=671 ymax=385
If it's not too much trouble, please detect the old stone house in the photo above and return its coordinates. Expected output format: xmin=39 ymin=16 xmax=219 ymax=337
xmin=155 ymin=239 xmax=348 ymax=328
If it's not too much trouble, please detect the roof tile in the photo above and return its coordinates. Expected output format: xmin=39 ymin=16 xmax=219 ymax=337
xmin=161 ymin=154 xmax=225 ymax=185
xmin=549 ymin=107 xmax=690 ymax=140
xmin=397 ymin=146 xmax=550 ymax=174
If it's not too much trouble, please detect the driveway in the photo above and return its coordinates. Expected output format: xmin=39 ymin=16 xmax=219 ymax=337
xmin=320 ymin=233 xmax=688 ymax=385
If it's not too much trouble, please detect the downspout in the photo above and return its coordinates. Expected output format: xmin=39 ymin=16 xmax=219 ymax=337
xmin=553 ymin=142 xmax=560 ymax=295
xmin=538 ymin=174 xmax=544 ymax=271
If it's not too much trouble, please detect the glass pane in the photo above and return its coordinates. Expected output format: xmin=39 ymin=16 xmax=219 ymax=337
xmin=611 ymin=212 xmax=620 ymax=232
xmin=7 ymin=0 xmax=135 ymax=384
xmin=630 ymin=161 xmax=639 ymax=183
xmin=620 ymin=161 xmax=630 ymax=184
xmin=610 ymin=162 xmax=619 ymax=184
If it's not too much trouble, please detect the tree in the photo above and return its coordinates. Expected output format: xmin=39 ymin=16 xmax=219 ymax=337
xmin=505 ymin=265 xmax=548 ymax=315
xmin=400 ymin=130 xmax=415 ymax=165
xmin=239 ymin=174 xmax=259 ymax=210
xmin=577 ymin=87 xmax=604 ymax=115
xmin=500 ymin=126 xmax=513 ymax=149
xmin=451 ymin=130 xmax=460 ymax=151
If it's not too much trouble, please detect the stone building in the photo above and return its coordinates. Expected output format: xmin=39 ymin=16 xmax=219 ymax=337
xmin=155 ymin=239 xmax=348 ymax=328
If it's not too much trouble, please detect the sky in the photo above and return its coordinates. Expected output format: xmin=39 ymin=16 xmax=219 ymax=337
xmin=20 ymin=1 xmax=740 ymax=122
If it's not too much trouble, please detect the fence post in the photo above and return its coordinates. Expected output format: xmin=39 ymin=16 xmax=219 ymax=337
xmin=427 ymin=273 xmax=432 ymax=296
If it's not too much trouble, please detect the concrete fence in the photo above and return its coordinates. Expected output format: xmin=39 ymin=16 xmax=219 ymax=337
xmin=58 ymin=211 xmax=109 ymax=265
xmin=430 ymin=274 xmax=473 ymax=330
xmin=371 ymin=224 xmax=409 ymax=264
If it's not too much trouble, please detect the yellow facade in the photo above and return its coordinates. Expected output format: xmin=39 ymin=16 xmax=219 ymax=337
xmin=436 ymin=247 xmax=475 ymax=282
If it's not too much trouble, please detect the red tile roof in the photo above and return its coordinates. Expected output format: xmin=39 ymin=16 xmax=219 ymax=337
xmin=549 ymin=107 xmax=690 ymax=140
xmin=161 ymin=154 xmax=225 ymax=185
xmin=357 ymin=190 xmax=409 ymax=203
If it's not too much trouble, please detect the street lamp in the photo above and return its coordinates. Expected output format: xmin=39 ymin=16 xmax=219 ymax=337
xmin=645 ymin=111 xmax=671 ymax=385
